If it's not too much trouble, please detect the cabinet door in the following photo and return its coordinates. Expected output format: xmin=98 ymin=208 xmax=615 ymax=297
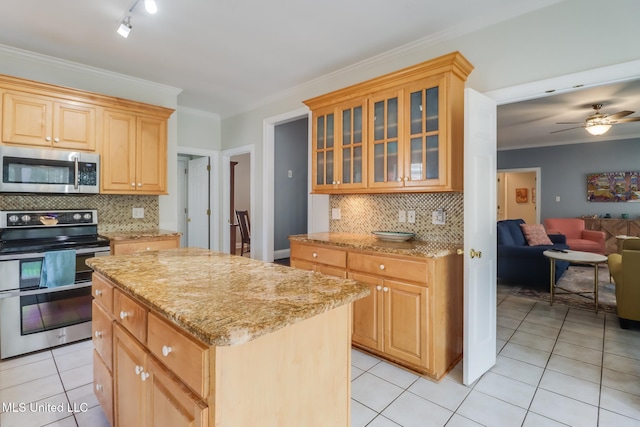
xmin=147 ymin=357 xmax=208 ymax=427
xmin=336 ymin=99 xmax=367 ymax=191
xmin=403 ymin=77 xmax=446 ymax=188
xmin=2 ymin=92 xmax=53 ymax=146
xmin=93 ymin=350 xmax=114 ymax=427
xmin=368 ymin=89 xmax=404 ymax=189
xmin=312 ymin=107 xmax=337 ymax=192
xmin=383 ymin=280 xmax=428 ymax=368
xmin=53 ymin=101 xmax=96 ymax=151
xmin=102 ymin=110 xmax=137 ymax=193
xmin=349 ymin=272 xmax=383 ymax=350
xmin=136 ymin=116 xmax=167 ymax=194
xmin=113 ymin=325 xmax=147 ymax=427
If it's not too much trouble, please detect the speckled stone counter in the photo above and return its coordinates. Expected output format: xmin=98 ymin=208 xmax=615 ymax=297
xmin=289 ymin=232 xmax=461 ymax=258
xmin=99 ymin=229 xmax=181 ymax=241
xmin=86 ymin=247 xmax=369 ymax=346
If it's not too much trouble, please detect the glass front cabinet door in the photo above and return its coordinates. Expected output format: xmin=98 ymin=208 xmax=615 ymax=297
xmin=312 ymin=107 xmax=336 ymax=192
xmin=368 ymin=89 xmax=404 ymax=189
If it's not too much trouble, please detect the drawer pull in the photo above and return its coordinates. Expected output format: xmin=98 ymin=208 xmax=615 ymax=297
xmin=95 ymin=289 xmax=102 ymax=296
xmin=135 ymin=365 xmax=143 ymax=375
xmin=119 ymin=311 xmax=130 ymax=320
xmin=141 ymin=372 xmax=150 ymax=381
xmin=376 ymin=285 xmax=382 ymax=291
xmin=94 ymin=331 xmax=102 ymax=338
xmin=312 ymin=252 xmax=318 ymax=258
xmin=146 ymin=247 xmax=151 ymax=251
xmin=383 ymin=287 xmax=389 ymax=292
xmin=95 ymin=384 xmax=103 ymax=392
xmin=162 ymin=345 xmax=173 ymax=357
xmin=379 ymin=264 xmax=385 ymax=270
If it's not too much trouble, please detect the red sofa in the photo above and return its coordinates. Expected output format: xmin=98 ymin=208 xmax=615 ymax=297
xmin=543 ymin=218 xmax=606 ymax=255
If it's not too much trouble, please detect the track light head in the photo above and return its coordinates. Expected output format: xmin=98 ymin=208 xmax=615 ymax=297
xmin=144 ymin=0 xmax=158 ymax=14
xmin=117 ymin=16 xmax=132 ymax=38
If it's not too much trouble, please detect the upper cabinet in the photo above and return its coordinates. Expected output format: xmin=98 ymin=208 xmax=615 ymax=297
xmin=304 ymin=52 xmax=473 ymax=194
xmin=2 ymin=91 xmax=96 ymax=151
xmin=0 ymin=74 xmax=174 ymax=195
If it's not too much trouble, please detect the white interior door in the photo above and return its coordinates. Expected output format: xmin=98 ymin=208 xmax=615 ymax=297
xmin=187 ymin=156 xmax=210 ymax=249
xmin=463 ymin=88 xmax=497 ymax=385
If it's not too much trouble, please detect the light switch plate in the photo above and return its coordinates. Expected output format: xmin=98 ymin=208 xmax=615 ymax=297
xmin=431 ymin=209 xmax=445 ymax=225
xmin=132 ymin=207 xmax=145 ymax=219
xmin=331 ymin=208 xmax=341 ymax=220
xmin=398 ymin=210 xmax=406 ymax=223
xmin=407 ymin=210 xmax=416 ymax=224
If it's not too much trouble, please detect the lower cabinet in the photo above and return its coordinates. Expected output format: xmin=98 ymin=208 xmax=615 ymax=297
xmin=290 ymin=240 xmax=462 ymax=381
xmin=113 ymin=324 xmax=207 ymax=427
xmin=110 ymin=235 xmax=181 ymax=255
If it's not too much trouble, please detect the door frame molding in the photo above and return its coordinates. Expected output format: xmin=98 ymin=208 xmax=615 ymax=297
xmin=222 ymin=145 xmax=254 ymax=255
xmin=176 ymin=147 xmax=219 ymax=251
xmin=262 ymin=107 xmax=312 ymax=262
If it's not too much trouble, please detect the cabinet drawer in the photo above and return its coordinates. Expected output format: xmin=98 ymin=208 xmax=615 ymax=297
xmin=111 ymin=236 xmax=180 ymax=255
xmin=114 ymin=289 xmax=148 ymax=343
xmin=92 ymin=273 xmax=114 ymax=313
xmin=147 ymin=312 xmax=210 ymax=399
xmin=291 ymin=242 xmax=346 ymax=268
xmin=93 ymin=350 xmax=114 ymax=427
xmin=348 ymin=253 xmax=428 ymax=284
xmin=92 ymin=301 xmax=114 ymax=371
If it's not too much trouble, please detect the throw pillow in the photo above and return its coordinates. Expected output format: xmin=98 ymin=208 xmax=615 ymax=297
xmin=520 ymin=224 xmax=553 ymax=246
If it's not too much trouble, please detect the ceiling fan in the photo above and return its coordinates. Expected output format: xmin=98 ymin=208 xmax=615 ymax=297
xmin=552 ymin=103 xmax=640 ymax=135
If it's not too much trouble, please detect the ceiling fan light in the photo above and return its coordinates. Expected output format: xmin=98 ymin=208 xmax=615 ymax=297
xmin=144 ymin=0 xmax=158 ymax=14
xmin=585 ymin=124 xmax=611 ymax=136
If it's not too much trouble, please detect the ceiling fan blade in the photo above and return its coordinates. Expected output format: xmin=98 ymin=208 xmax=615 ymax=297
xmin=550 ymin=126 xmax=585 ymax=134
xmin=604 ymin=110 xmax=634 ymax=120
xmin=611 ymin=117 xmax=640 ymax=123
xmin=555 ymin=121 xmax=585 ymax=125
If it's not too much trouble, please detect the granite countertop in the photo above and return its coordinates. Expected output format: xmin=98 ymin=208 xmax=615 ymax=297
xmin=289 ymin=232 xmax=461 ymax=259
xmin=86 ymin=248 xmax=369 ymax=347
xmin=99 ymin=229 xmax=181 ymax=241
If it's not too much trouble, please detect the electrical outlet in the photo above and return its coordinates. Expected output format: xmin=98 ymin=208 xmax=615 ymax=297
xmin=288 ymin=170 xmax=293 ymax=178
xmin=331 ymin=208 xmax=341 ymax=220
xmin=407 ymin=210 xmax=416 ymax=224
xmin=431 ymin=209 xmax=446 ymax=225
xmin=398 ymin=210 xmax=406 ymax=223
xmin=132 ymin=207 xmax=145 ymax=219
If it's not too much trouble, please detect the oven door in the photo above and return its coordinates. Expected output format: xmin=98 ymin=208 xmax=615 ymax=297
xmin=0 ymin=284 xmax=93 ymax=359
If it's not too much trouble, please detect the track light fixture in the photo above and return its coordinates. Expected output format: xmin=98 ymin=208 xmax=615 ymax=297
xmin=116 ymin=0 xmax=158 ymax=38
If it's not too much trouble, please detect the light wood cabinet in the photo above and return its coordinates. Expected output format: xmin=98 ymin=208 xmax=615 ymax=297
xmin=304 ymin=51 xmax=472 ymax=194
xmin=101 ymin=110 xmax=167 ymax=194
xmin=92 ymin=274 xmax=115 ymax=426
xmin=2 ymin=91 xmax=96 ymax=150
xmin=290 ymin=239 xmax=462 ymax=380
xmin=110 ymin=235 xmax=181 ymax=255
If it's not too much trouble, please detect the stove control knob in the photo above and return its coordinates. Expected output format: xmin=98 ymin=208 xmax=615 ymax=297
xmin=73 ymin=214 xmax=82 ymax=220
xmin=83 ymin=213 xmax=92 ymax=220
xmin=21 ymin=215 xmax=31 ymax=222
xmin=8 ymin=215 xmax=19 ymax=223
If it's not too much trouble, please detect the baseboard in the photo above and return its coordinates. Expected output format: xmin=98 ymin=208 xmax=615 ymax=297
xmin=274 ymin=249 xmax=290 ymax=260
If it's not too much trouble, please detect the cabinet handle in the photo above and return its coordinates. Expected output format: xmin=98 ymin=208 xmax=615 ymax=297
xmin=141 ymin=372 xmax=150 ymax=381
xmin=336 ymin=181 xmax=341 ymax=185
xmin=332 ymin=181 xmax=337 ymax=185
xmin=45 ymin=136 xmax=51 ymax=142
xmin=312 ymin=252 xmax=318 ymax=258
xmin=95 ymin=384 xmax=103 ymax=392
xmin=94 ymin=331 xmax=102 ymax=338
xmin=376 ymin=285 xmax=382 ymax=291
xmin=95 ymin=289 xmax=102 ymax=296
xmin=131 ymin=183 xmax=136 ymax=187
xmin=135 ymin=365 xmax=143 ymax=375
xmin=146 ymin=247 xmax=152 ymax=251
xmin=383 ymin=287 xmax=389 ymax=292
xmin=379 ymin=264 xmax=385 ymax=270
xmin=137 ymin=183 xmax=142 ymax=187
xmin=396 ymin=178 xmax=402 ymax=182
xmin=162 ymin=345 xmax=172 ymax=357
xmin=119 ymin=311 xmax=130 ymax=320
xmin=403 ymin=176 xmax=409 ymax=181
xmin=53 ymin=137 xmax=60 ymax=143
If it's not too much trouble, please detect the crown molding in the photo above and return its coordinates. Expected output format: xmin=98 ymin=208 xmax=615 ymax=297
xmin=178 ymin=106 xmax=221 ymax=120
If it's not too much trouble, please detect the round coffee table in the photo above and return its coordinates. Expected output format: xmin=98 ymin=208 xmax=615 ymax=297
xmin=543 ymin=249 xmax=608 ymax=313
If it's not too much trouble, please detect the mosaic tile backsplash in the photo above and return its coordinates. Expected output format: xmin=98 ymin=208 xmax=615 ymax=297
xmin=0 ymin=194 xmax=159 ymax=233
xmin=330 ymin=193 xmax=463 ymax=244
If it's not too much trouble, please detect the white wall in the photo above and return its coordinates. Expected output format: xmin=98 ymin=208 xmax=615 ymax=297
xmin=221 ymin=0 xmax=640 ymax=260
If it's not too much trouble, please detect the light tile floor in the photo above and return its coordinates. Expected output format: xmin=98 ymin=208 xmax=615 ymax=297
xmin=2 ymin=284 xmax=640 ymax=427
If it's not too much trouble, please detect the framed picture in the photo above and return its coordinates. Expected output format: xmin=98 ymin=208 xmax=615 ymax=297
xmin=532 ymin=188 xmax=536 ymax=204
xmin=516 ymin=188 xmax=528 ymax=203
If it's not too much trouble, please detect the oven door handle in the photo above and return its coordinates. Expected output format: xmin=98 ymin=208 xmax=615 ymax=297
xmin=0 ymin=282 xmax=91 ymax=299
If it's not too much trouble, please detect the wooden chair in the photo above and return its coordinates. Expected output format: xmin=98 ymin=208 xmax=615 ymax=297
xmin=235 ymin=210 xmax=250 ymax=256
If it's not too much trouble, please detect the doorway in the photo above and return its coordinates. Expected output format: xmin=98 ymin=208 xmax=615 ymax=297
xmin=230 ymin=153 xmax=251 ymax=256
xmin=222 ymin=145 xmax=253 ymax=256
xmin=497 ymin=168 xmax=540 ymax=224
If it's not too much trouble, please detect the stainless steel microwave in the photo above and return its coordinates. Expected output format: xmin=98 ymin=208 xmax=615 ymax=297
xmin=0 ymin=146 xmax=99 ymax=194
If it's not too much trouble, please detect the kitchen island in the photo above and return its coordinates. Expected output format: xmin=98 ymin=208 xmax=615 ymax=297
xmin=87 ymin=248 xmax=369 ymax=427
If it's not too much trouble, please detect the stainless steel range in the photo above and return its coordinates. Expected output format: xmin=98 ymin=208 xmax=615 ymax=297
xmin=0 ymin=209 xmax=110 ymax=359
